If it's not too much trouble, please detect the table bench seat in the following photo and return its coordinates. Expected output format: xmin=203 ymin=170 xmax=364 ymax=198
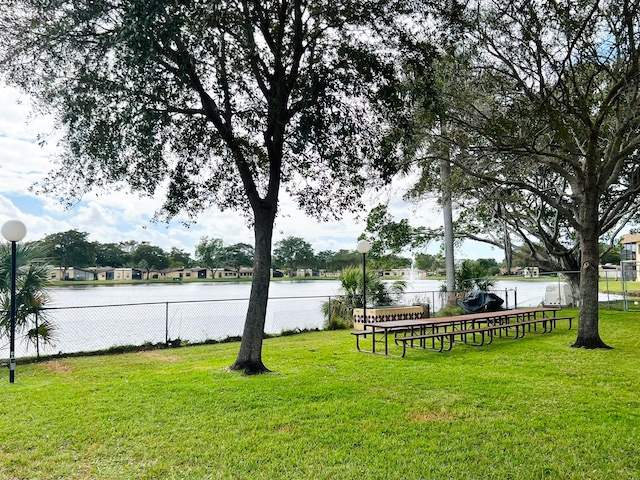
xmin=394 ymin=326 xmax=497 ymax=356
xmin=392 ymin=315 xmax=574 ymax=356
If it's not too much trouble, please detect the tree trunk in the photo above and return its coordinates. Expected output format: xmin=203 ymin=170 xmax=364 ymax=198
xmin=441 ymin=157 xmax=456 ymax=305
xmin=443 ymin=191 xmax=456 ymax=302
xmin=572 ymin=189 xmax=610 ymax=349
xmin=503 ymin=221 xmax=512 ymax=273
xmin=229 ymin=201 xmax=276 ymax=374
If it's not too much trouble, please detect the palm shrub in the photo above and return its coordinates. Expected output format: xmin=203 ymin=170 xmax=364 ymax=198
xmin=0 ymin=243 xmax=56 ymax=350
xmin=322 ymin=266 xmax=407 ymax=329
xmin=455 ymin=260 xmax=496 ymax=291
xmin=437 ymin=260 xmax=497 ymax=311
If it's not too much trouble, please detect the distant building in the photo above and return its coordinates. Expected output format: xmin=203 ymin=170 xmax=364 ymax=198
xmin=599 ymin=264 xmax=621 ymax=280
xmin=95 ymin=268 xmax=114 ymax=281
xmin=163 ymin=267 xmax=208 ymax=280
xmin=499 ymin=267 xmax=520 ymax=276
xmin=47 ymin=266 xmax=96 ymax=281
xmin=215 ymin=268 xmax=236 ymax=279
xmin=238 ymin=267 xmax=253 ymax=278
xmin=621 ymin=233 xmax=640 ymax=281
xmin=375 ymin=268 xmax=425 ymax=278
xmin=113 ymin=268 xmax=143 ymax=280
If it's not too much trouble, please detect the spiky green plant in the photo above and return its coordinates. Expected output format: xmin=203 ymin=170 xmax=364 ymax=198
xmin=0 ymin=243 xmax=56 ymax=350
xmin=454 ymin=260 xmax=496 ymax=292
xmin=321 ymin=266 xmax=407 ymax=329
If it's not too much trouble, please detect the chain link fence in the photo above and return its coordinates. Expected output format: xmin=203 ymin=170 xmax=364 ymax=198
xmin=1 ymin=279 xmax=626 ymax=360
xmin=6 ymin=289 xmax=484 ymax=359
xmin=1 ymin=294 xmax=338 ymax=360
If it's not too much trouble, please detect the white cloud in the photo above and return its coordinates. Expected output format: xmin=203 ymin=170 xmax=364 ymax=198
xmin=0 ymin=88 xmax=57 ymax=191
xmin=72 ymin=202 xmax=112 ymax=226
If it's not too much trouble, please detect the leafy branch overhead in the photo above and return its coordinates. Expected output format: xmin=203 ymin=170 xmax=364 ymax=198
xmin=364 ymin=204 xmax=504 ymax=257
xmin=1 ymin=0 xmax=439 ymax=221
xmin=364 ymin=204 xmax=441 ymax=255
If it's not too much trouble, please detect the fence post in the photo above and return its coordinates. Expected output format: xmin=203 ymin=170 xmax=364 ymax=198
xmin=432 ymin=291 xmax=436 ymax=314
xmin=35 ymin=309 xmax=40 ymax=359
xmin=165 ymin=302 xmax=169 ymax=345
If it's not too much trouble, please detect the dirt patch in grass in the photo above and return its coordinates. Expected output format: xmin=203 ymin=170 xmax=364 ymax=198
xmin=139 ymin=351 xmax=180 ymax=363
xmin=409 ymin=409 xmax=455 ymax=422
xmin=42 ymin=360 xmax=76 ymax=375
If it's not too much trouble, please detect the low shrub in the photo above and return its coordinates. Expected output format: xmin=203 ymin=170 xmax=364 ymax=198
xmin=436 ymin=304 xmax=466 ymax=317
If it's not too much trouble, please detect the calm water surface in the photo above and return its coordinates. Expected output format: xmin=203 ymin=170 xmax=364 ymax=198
xmin=49 ymin=278 xmax=552 ymax=307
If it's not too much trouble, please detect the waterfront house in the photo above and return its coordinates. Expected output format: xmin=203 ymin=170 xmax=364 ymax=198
xmin=112 ymin=267 xmax=143 ymax=280
xmin=47 ymin=266 xmax=96 ymax=281
xmin=621 ymin=233 xmax=640 ymax=281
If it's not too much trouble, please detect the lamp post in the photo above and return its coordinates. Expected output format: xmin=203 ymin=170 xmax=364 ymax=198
xmin=2 ymin=220 xmax=27 ymax=383
xmin=356 ymin=239 xmax=371 ymax=324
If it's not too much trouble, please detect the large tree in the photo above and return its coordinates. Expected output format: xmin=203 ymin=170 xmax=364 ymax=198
xmin=131 ymin=243 xmax=170 ymax=275
xmin=0 ymin=0 xmax=441 ymax=372
xmin=323 ymin=249 xmax=362 ymax=271
xmin=273 ymin=236 xmax=314 ymax=276
xmin=223 ymin=242 xmax=255 ymax=274
xmin=194 ymin=237 xmax=226 ymax=276
xmin=41 ymin=230 xmax=96 ymax=278
xmin=95 ymin=242 xmax=131 ymax=268
xmin=168 ymin=247 xmax=193 ymax=268
xmin=437 ymin=0 xmax=640 ymax=348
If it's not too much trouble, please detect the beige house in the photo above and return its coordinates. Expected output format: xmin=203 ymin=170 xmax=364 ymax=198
xmin=47 ymin=266 xmax=96 ymax=281
xmin=95 ymin=268 xmax=113 ymax=281
xmin=112 ymin=268 xmax=143 ymax=280
xmin=621 ymin=233 xmax=640 ymax=281
xmin=293 ymin=268 xmax=313 ymax=277
xmin=238 ymin=267 xmax=254 ymax=278
xmin=522 ymin=266 xmax=540 ymax=278
xmin=209 ymin=268 xmax=236 ymax=279
xmin=164 ymin=268 xmax=186 ymax=280
xmin=376 ymin=268 xmax=425 ymax=278
xmin=599 ymin=264 xmax=621 ymax=279
xmin=499 ymin=267 xmax=521 ymax=275
xmin=49 ymin=265 xmax=267 ymax=282
xmin=161 ymin=267 xmax=214 ymax=280
xmin=92 ymin=267 xmax=142 ymax=281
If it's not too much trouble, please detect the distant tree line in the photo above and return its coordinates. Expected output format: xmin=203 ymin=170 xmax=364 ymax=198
xmin=28 ymin=230 xmax=434 ymax=277
xmin=29 ymin=229 xmax=622 ymax=280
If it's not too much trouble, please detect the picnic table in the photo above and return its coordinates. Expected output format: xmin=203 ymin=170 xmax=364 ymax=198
xmin=352 ymin=307 xmax=571 ymax=356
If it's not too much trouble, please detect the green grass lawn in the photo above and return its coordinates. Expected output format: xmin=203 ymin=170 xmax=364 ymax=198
xmin=1 ymin=309 xmax=638 ymax=479
xmin=600 ymin=278 xmax=640 ymax=294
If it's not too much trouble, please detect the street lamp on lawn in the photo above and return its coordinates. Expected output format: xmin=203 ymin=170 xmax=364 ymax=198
xmin=2 ymin=220 xmax=27 ymax=383
xmin=356 ymin=239 xmax=371 ymax=324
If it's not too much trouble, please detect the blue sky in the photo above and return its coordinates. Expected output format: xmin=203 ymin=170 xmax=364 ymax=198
xmin=0 ymin=86 xmax=503 ymax=262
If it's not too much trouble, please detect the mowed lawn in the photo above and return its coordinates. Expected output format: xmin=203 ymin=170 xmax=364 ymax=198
xmin=0 ymin=309 xmax=638 ymax=479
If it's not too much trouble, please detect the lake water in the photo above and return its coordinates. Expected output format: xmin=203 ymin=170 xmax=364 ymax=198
xmin=46 ymin=278 xmax=554 ymax=307
xmin=5 ymin=278 xmax=581 ymax=359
